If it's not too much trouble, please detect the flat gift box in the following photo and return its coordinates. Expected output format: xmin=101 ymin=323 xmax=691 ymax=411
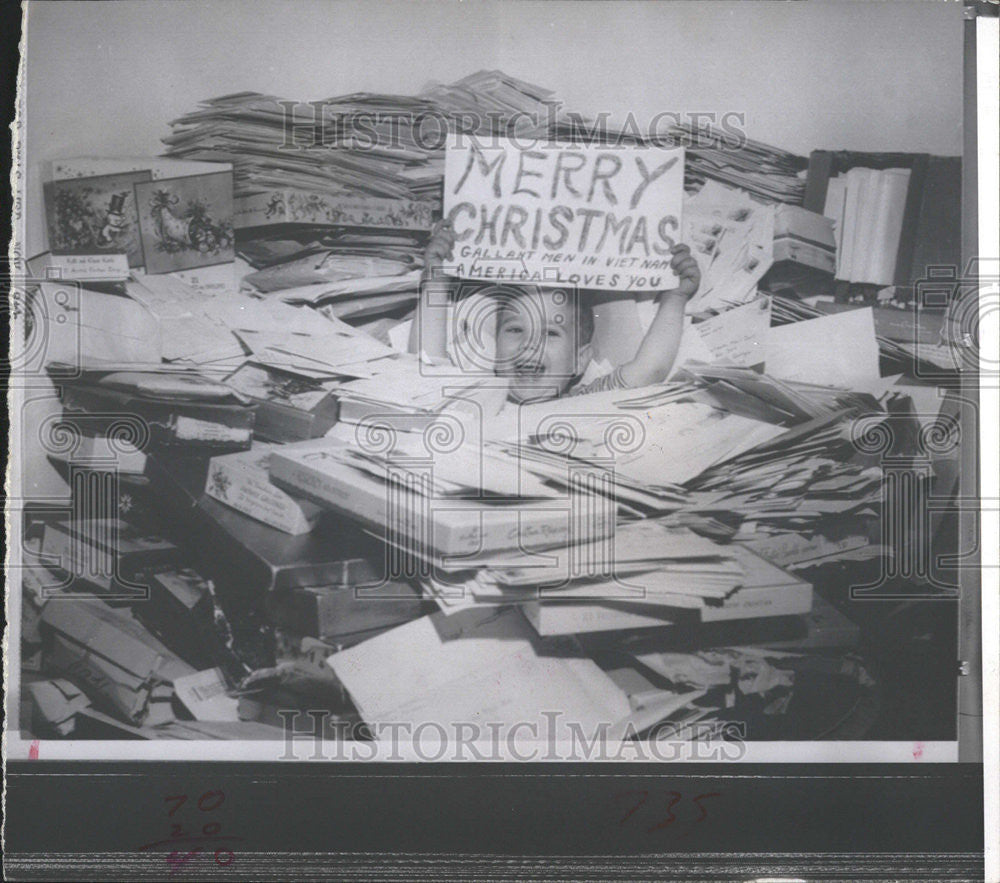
xmin=269 ymin=438 xmax=613 ymax=559
xmin=145 ymin=453 xmax=387 ymax=595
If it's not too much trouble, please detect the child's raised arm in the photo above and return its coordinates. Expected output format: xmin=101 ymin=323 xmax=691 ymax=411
xmin=408 ymin=221 xmax=456 ymax=360
xmin=618 ymin=243 xmax=701 ymax=388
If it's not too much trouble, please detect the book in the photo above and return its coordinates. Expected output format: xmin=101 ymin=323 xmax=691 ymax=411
xmin=204 ymin=443 xmax=323 ymax=535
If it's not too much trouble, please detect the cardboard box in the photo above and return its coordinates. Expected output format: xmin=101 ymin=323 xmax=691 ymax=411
xmin=40 ymin=600 xmax=195 ymax=724
xmin=146 ymin=453 xmax=386 ymax=594
xmin=772 ymin=204 xmax=837 ymax=273
xmin=265 ymin=581 xmax=427 ymax=641
xmin=40 ymin=519 xmax=178 ymax=598
xmin=132 ymin=566 xmax=218 ymax=670
xmin=234 ymin=188 xmax=434 ymax=231
xmin=205 ymin=443 xmax=322 ymax=535
xmin=223 ymin=363 xmax=340 ymax=444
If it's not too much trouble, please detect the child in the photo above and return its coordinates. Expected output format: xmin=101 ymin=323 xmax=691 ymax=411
xmin=410 ymin=221 xmax=700 ymax=404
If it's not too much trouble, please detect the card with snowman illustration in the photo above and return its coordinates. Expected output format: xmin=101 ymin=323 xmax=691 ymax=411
xmin=134 ymin=170 xmax=235 ymax=274
xmin=43 ymin=170 xmax=151 ymax=269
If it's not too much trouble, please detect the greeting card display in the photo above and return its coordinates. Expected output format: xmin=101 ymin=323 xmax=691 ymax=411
xmin=134 ymin=171 xmax=234 ymax=274
xmin=43 ymin=170 xmax=151 ymax=269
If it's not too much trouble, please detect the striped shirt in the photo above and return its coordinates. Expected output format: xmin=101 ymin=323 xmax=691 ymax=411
xmin=566 ymin=365 xmax=630 ymax=397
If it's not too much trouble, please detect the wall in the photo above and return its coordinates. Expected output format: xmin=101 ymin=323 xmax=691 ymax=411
xmin=20 ymin=0 xmax=964 ymax=255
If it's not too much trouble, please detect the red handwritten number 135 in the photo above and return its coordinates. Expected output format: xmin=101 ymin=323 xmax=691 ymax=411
xmin=616 ymin=790 xmax=722 ymax=833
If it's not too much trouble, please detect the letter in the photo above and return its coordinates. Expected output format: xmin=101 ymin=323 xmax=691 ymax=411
xmin=506 ymin=111 xmax=539 ymax=150
xmin=653 ymin=214 xmax=679 ymax=254
xmin=540 ymin=710 xmax=563 ymax=761
xmin=379 ymin=721 xmax=411 ymax=761
xmin=277 ymin=99 xmax=324 ymax=149
xmin=610 ymin=111 xmax=645 ymax=148
xmin=500 ymin=206 xmax=529 ymax=248
xmin=513 ymin=150 xmax=547 ymax=198
xmin=412 ymin=722 xmax=449 ymax=761
xmin=414 ymin=111 xmax=449 ymax=151
xmin=446 ymin=202 xmax=476 ymax=241
xmin=629 ymin=156 xmax=679 ymax=209
xmin=381 ymin=111 xmax=405 ymax=149
xmin=350 ymin=111 xmax=377 ymax=150
xmin=613 ymin=722 xmax=647 ymax=760
xmin=596 ymin=212 xmax=632 ymax=251
xmin=452 ymin=140 xmax=507 ymax=197
xmin=574 ymin=207 xmax=603 ymax=251
xmin=647 ymin=111 xmax=683 ymax=147
xmin=587 ymin=153 xmax=622 ymax=204
xmin=528 ymin=207 xmax=544 ymax=250
xmin=567 ymin=720 xmax=611 ymax=760
xmin=348 ymin=721 xmax=379 ymax=760
xmin=475 ymin=204 xmax=503 ymax=246
xmin=551 ymin=150 xmax=587 ymax=199
xmin=453 ymin=722 xmax=490 ymax=761
xmin=451 ymin=112 xmax=481 ymax=149
xmin=720 ymin=111 xmax=747 ymax=149
xmin=624 ymin=215 xmax=651 ymax=255
xmin=543 ymin=205 xmax=574 ymax=250
xmin=561 ymin=111 xmax=612 ymax=143
xmin=277 ymin=709 xmax=331 ymax=761
xmin=506 ymin=721 xmax=540 ymax=761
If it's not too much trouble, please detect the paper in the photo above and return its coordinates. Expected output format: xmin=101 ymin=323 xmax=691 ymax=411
xmin=444 ymin=137 xmax=685 ymax=292
xmin=173 ymin=668 xmax=241 ymax=721
xmin=133 ymin=170 xmax=234 ymax=274
xmin=327 ymin=606 xmax=631 ymax=740
xmin=695 ymin=295 xmax=771 ymax=367
xmin=683 ymin=181 xmax=775 ymax=312
xmin=765 ymin=307 xmax=881 ymax=389
xmin=43 ymin=170 xmax=151 ymax=268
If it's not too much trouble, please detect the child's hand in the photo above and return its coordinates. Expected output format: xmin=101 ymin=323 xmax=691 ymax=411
xmin=424 ymin=220 xmax=457 ymax=272
xmin=667 ymin=243 xmax=700 ymax=300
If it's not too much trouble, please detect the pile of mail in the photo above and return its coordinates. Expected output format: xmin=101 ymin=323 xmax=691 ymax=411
xmin=669 ymin=122 xmax=808 ymax=204
xmin=21 ymin=67 xmax=936 ymax=746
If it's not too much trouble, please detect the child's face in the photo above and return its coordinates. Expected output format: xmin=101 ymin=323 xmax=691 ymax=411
xmin=494 ymin=287 xmax=587 ymax=404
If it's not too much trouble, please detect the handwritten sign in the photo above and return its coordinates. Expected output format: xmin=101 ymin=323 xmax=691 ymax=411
xmin=444 ymin=138 xmax=685 ymax=292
